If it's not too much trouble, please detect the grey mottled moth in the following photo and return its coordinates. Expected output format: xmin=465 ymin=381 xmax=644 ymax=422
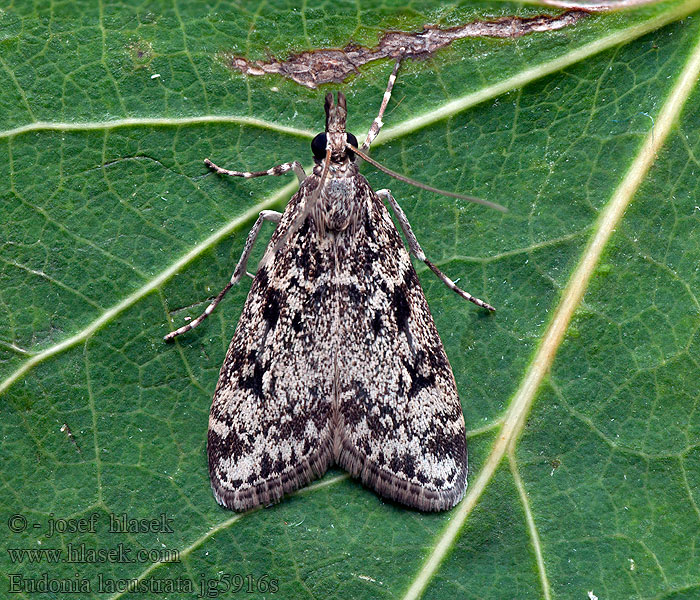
xmin=164 ymin=62 xmax=504 ymax=511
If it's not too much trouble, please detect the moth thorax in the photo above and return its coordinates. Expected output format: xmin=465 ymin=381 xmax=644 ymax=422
xmin=320 ymin=176 xmax=358 ymax=232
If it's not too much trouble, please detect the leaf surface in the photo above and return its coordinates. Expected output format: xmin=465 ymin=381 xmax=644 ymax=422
xmin=1 ymin=2 xmax=700 ymax=598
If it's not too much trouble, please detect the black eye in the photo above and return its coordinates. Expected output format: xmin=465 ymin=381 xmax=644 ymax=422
xmin=311 ymin=133 xmax=326 ymax=160
xmin=346 ymin=132 xmax=358 ymax=160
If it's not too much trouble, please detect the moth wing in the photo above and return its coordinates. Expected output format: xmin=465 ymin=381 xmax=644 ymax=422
xmin=335 ymin=182 xmax=468 ymax=511
xmin=208 ymin=181 xmax=335 ymax=511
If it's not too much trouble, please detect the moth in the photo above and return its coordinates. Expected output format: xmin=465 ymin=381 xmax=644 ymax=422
xmin=164 ymin=62 xmax=504 ymax=511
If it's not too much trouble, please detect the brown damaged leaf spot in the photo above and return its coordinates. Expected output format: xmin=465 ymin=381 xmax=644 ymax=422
xmin=223 ymin=10 xmax=589 ymax=88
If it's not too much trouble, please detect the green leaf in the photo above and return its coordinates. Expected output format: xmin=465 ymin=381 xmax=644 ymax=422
xmin=2 ymin=2 xmax=700 ymax=599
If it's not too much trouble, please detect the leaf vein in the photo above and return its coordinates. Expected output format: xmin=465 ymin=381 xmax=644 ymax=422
xmin=401 ymin=18 xmax=700 ymax=600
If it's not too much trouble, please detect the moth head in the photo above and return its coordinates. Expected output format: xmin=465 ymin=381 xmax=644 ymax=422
xmin=311 ymin=92 xmax=358 ymax=163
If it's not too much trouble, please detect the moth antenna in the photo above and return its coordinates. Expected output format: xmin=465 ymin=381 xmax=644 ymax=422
xmin=260 ymin=145 xmax=333 ymax=267
xmin=347 ymin=143 xmax=507 ymax=212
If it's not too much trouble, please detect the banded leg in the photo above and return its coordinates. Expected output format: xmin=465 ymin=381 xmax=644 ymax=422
xmin=361 ymin=58 xmax=401 ymax=152
xmin=205 ymin=159 xmax=306 ymax=184
xmin=377 ymin=189 xmax=495 ymax=312
xmin=164 ymin=210 xmax=283 ymax=341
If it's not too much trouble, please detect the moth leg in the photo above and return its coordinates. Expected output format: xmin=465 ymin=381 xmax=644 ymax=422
xmin=376 ymin=189 xmax=495 ymax=312
xmin=205 ymin=159 xmax=306 ymax=184
xmin=361 ymin=58 xmax=401 ymax=152
xmin=164 ymin=210 xmax=283 ymax=341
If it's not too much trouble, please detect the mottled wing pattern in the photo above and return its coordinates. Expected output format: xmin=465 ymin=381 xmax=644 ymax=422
xmin=208 ymin=178 xmax=336 ymax=511
xmin=334 ymin=176 xmax=468 ymax=511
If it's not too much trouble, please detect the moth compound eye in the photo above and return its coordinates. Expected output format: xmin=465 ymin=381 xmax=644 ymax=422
xmin=346 ymin=133 xmax=358 ymax=160
xmin=311 ymin=133 xmax=327 ymax=160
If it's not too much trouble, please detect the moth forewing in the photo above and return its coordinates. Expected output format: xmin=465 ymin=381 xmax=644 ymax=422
xmin=332 ymin=180 xmax=468 ymax=511
xmin=208 ymin=181 xmax=336 ymax=511
xmin=165 ymin=62 xmax=497 ymax=512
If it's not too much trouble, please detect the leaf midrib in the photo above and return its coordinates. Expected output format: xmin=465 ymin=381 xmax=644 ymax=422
xmin=402 ymin=21 xmax=700 ymax=600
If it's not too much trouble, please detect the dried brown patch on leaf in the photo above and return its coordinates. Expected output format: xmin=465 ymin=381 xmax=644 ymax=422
xmin=223 ymin=10 xmax=589 ymax=88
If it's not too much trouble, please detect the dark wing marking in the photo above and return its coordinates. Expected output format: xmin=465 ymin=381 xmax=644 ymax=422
xmin=208 ymin=177 xmax=336 ymax=511
xmin=334 ymin=176 xmax=467 ymax=511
